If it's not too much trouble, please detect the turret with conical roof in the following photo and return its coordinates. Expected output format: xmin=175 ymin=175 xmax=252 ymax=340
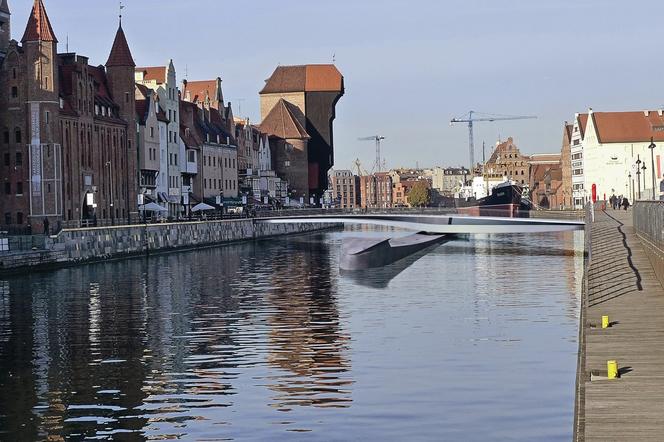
xmin=21 ymin=0 xmax=57 ymax=43
xmin=106 ymin=20 xmax=138 ymax=222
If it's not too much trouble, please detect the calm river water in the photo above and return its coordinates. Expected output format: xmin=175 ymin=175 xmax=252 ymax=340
xmin=0 ymin=227 xmax=583 ymax=441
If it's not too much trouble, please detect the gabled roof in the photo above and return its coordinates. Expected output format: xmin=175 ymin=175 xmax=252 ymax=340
xmin=106 ymin=24 xmax=135 ymax=67
xmin=260 ymin=64 xmax=343 ymax=94
xmin=260 ymin=99 xmax=310 ymax=140
xmin=1 ymin=0 xmax=10 ymax=14
xmin=136 ymin=66 xmax=166 ymax=83
xmin=21 ymin=0 xmax=58 ymax=43
xmin=183 ymin=79 xmax=220 ymax=104
xmin=136 ymin=99 xmax=149 ymax=124
xmin=135 ymin=83 xmax=150 ymax=99
xmin=589 ymin=111 xmax=664 ymax=143
xmin=577 ymin=114 xmax=588 ymax=139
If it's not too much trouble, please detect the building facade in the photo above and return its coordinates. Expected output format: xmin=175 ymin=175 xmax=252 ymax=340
xmin=560 ymin=122 xmax=573 ymax=209
xmin=259 ymin=65 xmax=344 ymax=198
xmin=328 ymin=169 xmax=359 ymax=208
xmin=571 ymin=113 xmax=588 ymax=208
xmin=579 ymin=109 xmax=664 ymax=202
xmin=135 ymin=62 xmax=181 ymax=216
xmin=484 ymin=137 xmax=529 ymax=185
xmin=359 ymin=172 xmax=392 ymax=209
xmin=0 ymin=1 xmax=137 ymax=232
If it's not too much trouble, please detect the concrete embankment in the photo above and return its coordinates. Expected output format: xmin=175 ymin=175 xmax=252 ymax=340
xmin=0 ymin=219 xmax=339 ymax=273
xmin=574 ymin=203 xmax=664 ymax=441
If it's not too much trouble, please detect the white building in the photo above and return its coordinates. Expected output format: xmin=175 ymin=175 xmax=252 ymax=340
xmin=136 ymin=61 xmax=181 ymax=217
xmin=578 ymin=108 xmax=664 ymax=203
xmin=571 ymin=113 xmax=587 ymax=208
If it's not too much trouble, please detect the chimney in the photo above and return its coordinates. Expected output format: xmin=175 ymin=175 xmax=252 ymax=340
xmin=644 ymin=110 xmax=650 ymax=117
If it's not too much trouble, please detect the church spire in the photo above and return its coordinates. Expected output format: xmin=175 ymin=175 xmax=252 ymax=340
xmin=106 ymin=21 xmax=135 ymax=67
xmin=21 ymin=0 xmax=58 ymax=43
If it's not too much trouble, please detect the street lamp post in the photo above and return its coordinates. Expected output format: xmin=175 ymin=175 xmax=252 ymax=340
xmin=648 ymin=137 xmax=656 ymax=200
xmin=628 ymin=172 xmax=632 ymax=202
xmin=641 ymin=163 xmax=647 ymax=197
xmin=636 ymin=155 xmax=642 ymax=200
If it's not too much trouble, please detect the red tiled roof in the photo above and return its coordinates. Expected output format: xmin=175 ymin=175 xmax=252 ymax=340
xmin=590 ymin=111 xmax=664 ymax=143
xmin=136 ymin=66 xmax=166 ymax=83
xmin=106 ymin=24 xmax=135 ymax=67
xmin=259 ymin=99 xmax=309 ymax=140
xmin=21 ymin=0 xmax=58 ymax=43
xmin=577 ymin=114 xmax=588 ymax=139
xmin=260 ymin=64 xmax=343 ymax=94
xmin=183 ymin=80 xmax=219 ymax=104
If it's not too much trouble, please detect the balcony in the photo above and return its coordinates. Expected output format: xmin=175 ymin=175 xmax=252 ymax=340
xmin=183 ymin=160 xmax=197 ymax=175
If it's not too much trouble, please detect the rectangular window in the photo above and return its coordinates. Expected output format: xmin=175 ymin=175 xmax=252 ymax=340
xmin=3 ymin=153 xmax=8 ymax=166
xmin=15 ymin=152 xmax=22 ymax=166
xmin=4 ymin=182 xmax=10 ymax=194
xmin=4 ymin=213 xmax=10 ymax=225
xmin=16 ymin=182 xmax=23 ymax=195
xmin=45 ymin=111 xmax=50 ymax=124
xmin=150 ymin=127 xmax=154 ymax=138
xmin=11 ymin=86 xmax=17 ymax=98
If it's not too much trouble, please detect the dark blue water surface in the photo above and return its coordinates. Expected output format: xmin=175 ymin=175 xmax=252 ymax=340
xmin=0 ymin=227 xmax=583 ymax=441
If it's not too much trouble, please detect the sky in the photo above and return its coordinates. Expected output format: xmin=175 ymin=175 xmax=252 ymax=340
xmin=8 ymin=0 xmax=664 ymax=172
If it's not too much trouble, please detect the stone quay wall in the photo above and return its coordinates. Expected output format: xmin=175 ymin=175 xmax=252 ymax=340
xmin=633 ymin=201 xmax=664 ymax=287
xmin=0 ymin=219 xmax=339 ymax=272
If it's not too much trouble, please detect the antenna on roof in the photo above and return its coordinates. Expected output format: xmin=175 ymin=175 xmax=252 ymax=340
xmin=66 ymin=35 xmax=69 ymax=53
xmin=332 ymin=53 xmax=336 ymax=63
xmin=236 ymin=98 xmax=246 ymax=116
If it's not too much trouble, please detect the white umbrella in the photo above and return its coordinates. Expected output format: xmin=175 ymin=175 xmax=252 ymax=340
xmin=141 ymin=202 xmax=168 ymax=212
xmin=191 ymin=202 xmax=216 ymax=212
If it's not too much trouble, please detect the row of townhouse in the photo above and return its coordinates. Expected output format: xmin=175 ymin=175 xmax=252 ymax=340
xmin=0 ymin=0 xmax=328 ymax=232
xmin=561 ymin=108 xmax=664 ymax=209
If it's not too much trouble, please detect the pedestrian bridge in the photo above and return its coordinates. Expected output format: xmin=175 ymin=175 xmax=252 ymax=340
xmin=256 ymin=213 xmax=584 ymax=234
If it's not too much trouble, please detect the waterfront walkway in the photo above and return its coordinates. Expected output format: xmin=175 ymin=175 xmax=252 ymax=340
xmin=577 ymin=209 xmax=664 ymax=441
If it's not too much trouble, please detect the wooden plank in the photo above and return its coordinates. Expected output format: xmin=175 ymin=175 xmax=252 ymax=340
xmin=577 ymin=209 xmax=664 ymax=441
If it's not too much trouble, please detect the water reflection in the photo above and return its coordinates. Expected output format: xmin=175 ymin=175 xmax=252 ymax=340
xmin=0 ymin=229 xmax=582 ymax=441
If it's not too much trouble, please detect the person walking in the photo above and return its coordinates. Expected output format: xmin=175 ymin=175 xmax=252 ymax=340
xmin=43 ymin=217 xmax=49 ymax=235
xmin=622 ymin=197 xmax=629 ymax=211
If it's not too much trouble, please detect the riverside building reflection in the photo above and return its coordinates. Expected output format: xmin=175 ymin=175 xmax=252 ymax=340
xmin=0 ymin=229 xmax=583 ymax=440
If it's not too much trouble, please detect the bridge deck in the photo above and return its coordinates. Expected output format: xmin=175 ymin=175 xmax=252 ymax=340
xmin=578 ymin=209 xmax=664 ymax=441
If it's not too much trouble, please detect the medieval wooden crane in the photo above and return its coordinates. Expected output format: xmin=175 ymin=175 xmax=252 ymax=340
xmin=450 ymin=111 xmax=537 ymax=171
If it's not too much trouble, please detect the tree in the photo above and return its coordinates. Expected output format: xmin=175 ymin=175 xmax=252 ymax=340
xmin=407 ymin=181 xmax=431 ymax=207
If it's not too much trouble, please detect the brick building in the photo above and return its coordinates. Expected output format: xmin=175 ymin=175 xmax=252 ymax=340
xmin=0 ymin=1 xmax=137 ymax=231
xmin=360 ymin=172 xmax=392 ymax=209
xmin=259 ymin=65 xmax=344 ymax=199
xmin=529 ymin=154 xmax=563 ymax=209
xmin=484 ymin=137 xmax=529 ymax=185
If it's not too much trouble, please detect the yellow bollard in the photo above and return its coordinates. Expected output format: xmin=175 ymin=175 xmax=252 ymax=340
xmin=607 ymin=360 xmax=619 ymax=379
xmin=602 ymin=315 xmax=610 ymax=329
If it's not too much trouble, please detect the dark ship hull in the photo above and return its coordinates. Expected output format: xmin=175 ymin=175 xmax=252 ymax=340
xmin=456 ymin=183 xmax=530 ymax=217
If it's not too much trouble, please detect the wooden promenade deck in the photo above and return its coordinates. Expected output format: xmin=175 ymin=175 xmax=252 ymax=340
xmin=576 ymin=209 xmax=664 ymax=441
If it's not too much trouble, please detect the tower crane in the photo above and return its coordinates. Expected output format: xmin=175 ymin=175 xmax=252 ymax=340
xmin=358 ymin=135 xmax=385 ymax=173
xmin=450 ymin=111 xmax=537 ymax=171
